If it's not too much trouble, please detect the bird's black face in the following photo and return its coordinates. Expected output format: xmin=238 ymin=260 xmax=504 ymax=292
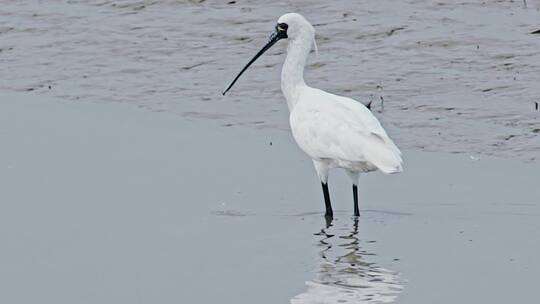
xmin=222 ymin=23 xmax=289 ymax=95
xmin=275 ymin=22 xmax=289 ymax=39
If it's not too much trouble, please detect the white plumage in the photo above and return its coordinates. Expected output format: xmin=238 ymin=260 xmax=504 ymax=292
xmin=290 ymin=87 xmax=403 ymax=178
xmin=223 ymin=13 xmax=403 ymax=217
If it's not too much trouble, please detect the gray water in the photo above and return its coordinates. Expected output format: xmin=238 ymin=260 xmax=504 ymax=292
xmin=2 ymin=91 xmax=540 ymax=303
xmin=1 ymin=0 xmax=540 ymax=160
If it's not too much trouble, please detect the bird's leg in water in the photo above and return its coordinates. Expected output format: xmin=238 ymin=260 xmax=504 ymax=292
xmin=321 ymin=182 xmax=333 ymax=218
xmin=353 ymin=184 xmax=360 ymax=217
xmin=346 ymin=170 xmax=361 ymax=216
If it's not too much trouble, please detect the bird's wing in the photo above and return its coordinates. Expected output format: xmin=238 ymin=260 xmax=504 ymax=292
xmin=291 ymin=88 xmax=402 ymax=174
xmin=328 ymin=92 xmax=402 ymax=157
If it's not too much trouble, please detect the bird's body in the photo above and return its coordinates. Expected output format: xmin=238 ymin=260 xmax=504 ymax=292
xmin=223 ymin=13 xmax=403 ymax=217
xmin=289 ymin=86 xmax=402 ymax=178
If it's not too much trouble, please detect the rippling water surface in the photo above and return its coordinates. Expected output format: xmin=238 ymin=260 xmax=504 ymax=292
xmin=291 ymin=217 xmax=403 ymax=304
xmin=1 ymin=0 xmax=539 ymax=160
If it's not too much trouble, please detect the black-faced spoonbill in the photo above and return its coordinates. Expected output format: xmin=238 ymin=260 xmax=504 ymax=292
xmin=223 ymin=13 xmax=403 ymax=218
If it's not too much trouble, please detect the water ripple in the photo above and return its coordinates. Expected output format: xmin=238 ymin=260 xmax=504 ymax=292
xmin=291 ymin=217 xmax=403 ymax=304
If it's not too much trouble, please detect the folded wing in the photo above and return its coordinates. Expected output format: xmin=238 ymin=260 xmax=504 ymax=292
xmin=291 ymin=88 xmax=403 ymax=174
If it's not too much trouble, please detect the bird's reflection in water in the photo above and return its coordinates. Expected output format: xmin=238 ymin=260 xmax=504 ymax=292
xmin=291 ymin=217 xmax=403 ymax=304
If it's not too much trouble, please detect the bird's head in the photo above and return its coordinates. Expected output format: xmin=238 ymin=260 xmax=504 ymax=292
xmin=277 ymin=13 xmax=315 ymax=41
xmin=222 ymin=13 xmax=314 ymax=95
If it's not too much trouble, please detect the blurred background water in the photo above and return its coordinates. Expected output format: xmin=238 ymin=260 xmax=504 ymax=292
xmin=1 ymin=0 xmax=539 ymax=160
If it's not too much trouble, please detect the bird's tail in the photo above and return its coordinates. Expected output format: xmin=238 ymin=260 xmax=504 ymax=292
xmin=363 ymin=133 xmax=403 ymax=174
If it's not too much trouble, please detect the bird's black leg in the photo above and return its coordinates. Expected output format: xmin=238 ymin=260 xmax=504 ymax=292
xmin=353 ymin=184 xmax=360 ymax=217
xmin=321 ymin=182 xmax=333 ymax=218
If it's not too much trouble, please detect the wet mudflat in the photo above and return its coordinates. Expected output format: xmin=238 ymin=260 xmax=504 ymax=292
xmin=1 ymin=92 xmax=539 ymax=303
xmin=1 ymin=0 xmax=540 ymax=160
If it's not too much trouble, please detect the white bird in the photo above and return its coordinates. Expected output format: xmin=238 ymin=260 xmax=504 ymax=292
xmin=223 ymin=13 xmax=403 ymax=218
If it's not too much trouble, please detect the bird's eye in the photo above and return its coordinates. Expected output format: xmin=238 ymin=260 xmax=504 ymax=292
xmin=277 ymin=23 xmax=288 ymax=32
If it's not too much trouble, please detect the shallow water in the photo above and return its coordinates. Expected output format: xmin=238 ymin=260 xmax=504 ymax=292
xmin=1 ymin=0 xmax=539 ymax=160
xmin=1 ymin=92 xmax=540 ymax=304
xmin=291 ymin=217 xmax=403 ymax=304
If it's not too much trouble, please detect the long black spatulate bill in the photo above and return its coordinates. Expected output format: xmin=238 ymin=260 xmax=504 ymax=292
xmin=222 ymin=25 xmax=288 ymax=95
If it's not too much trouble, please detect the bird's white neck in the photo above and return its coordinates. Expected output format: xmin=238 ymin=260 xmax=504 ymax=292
xmin=281 ymin=34 xmax=312 ymax=111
